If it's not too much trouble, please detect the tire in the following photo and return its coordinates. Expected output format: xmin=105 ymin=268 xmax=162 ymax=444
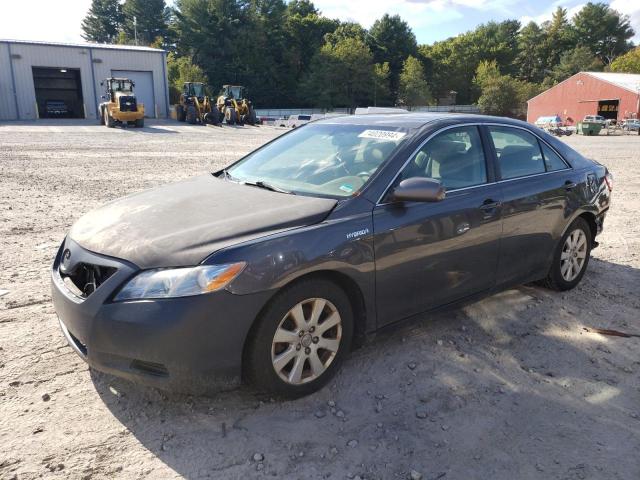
xmin=542 ymin=217 xmax=592 ymax=291
xmin=104 ymin=108 xmax=115 ymax=128
xmin=247 ymin=108 xmax=257 ymax=126
xmin=225 ymin=107 xmax=237 ymax=125
xmin=99 ymin=107 xmax=105 ymax=125
xmin=186 ymin=105 xmax=197 ymax=124
xmin=176 ymin=105 xmax=186 ymax=122
xmin=244 ymin=278 xmax=354 ymax=398
xmin=135 ymin=118 xmax=144 ymax=128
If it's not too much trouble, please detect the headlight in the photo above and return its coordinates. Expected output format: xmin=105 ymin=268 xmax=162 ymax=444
xmin=113 ymin=263 xmax=245 ymax=301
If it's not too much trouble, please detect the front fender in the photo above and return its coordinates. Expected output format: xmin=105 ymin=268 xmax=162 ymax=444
xmin=203 ymin=212 xmax=376 ymax=331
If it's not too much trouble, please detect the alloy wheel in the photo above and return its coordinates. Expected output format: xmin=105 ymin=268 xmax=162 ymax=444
xmin=271 ymin=298 xmax=342 ymax=385
xmin=560 ymin=229 xmax=587 ymax=282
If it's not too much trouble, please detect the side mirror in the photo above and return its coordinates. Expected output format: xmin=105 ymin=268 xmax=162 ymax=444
xmin=390 ymin=177 xmax=445 ymax=203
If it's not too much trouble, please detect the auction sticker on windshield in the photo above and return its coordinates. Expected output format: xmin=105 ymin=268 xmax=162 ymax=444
xmin=358 ymin=130 xmax=406 ymax=141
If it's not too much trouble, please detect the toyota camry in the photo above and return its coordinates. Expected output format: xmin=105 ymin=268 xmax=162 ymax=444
xmin=52 ymin=113 xmax=612 ymax=397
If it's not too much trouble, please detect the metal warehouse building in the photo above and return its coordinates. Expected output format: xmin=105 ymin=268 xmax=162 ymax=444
xmin=527 ymin=71 xmax=640 ymax=125
xmin=0 ymin=39 xmax=169 ymax=121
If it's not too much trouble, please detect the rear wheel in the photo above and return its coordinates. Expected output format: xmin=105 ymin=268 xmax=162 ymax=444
xmin=186 ymin=105 xmax=197 ymax=124
xmin=247 ymin=107 xmax=257 ymax=126
xmin=245 ymin=279 xmax=353 ymax=398
xmin=542 ymin=217 xmax=591 ymax=291
xmin=176 ymin=105 xmax=186 ymax=122
xmin=135 ymin=118 xmax=144 ymax=128
xmin=99 ymin=107 xmax=105 ymax=125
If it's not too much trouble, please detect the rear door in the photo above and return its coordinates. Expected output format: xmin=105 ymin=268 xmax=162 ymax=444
xmin=373 ymin=125 xmax=503 ymax=326
xmin=111 ymin=70 xmax=155 ymax=118
xmin=485 ymin=125 xmax=574 ymax=285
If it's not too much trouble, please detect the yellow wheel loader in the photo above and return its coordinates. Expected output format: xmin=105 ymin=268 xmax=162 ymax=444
xmin=99 ymin=78 xmax=145 ymax=128
xmin=176 ymin=82 xmax=219 ymax=125
xmin=216 ymin=85 xmax=257 ymax=126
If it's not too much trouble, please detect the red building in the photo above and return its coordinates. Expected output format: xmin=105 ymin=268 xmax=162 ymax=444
xmin=527 ymin=72 xmax=640 ymax=125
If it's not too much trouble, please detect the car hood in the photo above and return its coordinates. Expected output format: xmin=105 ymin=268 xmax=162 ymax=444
xmin=68 ymin=175 xmax=337 ymax=269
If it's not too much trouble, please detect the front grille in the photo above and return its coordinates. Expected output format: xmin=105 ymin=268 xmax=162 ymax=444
xmin=60 ymin=263 xmax=117 ymax=298
xmin=119 ymin=95 xmax=137 ymax=112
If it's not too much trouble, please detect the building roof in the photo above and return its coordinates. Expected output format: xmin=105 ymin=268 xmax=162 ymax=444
xmin=0 ymin=38 xmax=164 ymax=53
xmin=583 ymin=72 xmax=640 ymax=94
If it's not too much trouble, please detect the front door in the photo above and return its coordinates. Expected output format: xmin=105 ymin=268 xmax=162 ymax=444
xmin=373 ymin=125 xmax=503 ymax=326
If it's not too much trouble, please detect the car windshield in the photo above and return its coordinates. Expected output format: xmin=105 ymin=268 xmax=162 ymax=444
xmin=226 ymin=123 xmax=408 ymax=198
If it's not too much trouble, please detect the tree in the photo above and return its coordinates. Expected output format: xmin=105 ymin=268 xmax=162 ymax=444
xmin=610 ymin=47 xmax=640 ymax=73
xmin=398 ymin=56 xmax=432 ymax=107
xmin=301 ymin=37 xmax=375 ymax=109
xmin=420 ymin=20 xmax=520 ymax=104
xmin=81 ymin=0 xmax=123 ymax=43
xmin=475 ymin=61 xmax=540 ymax=117
xmin=166 ymin=53 xmax=209 ymax=103
xmin=515 ymin=21 xmax=546 ymax=83
xmin=544 ymin=46 xmax=603 ymax=86
xmin=539 ymin=7 xmax=576 ymax=72
xmin=373 ymin=62 xmax=392 ymax=106
xmin=573 ymin=2 xmax=634 ymax=64
xmin=122 ymin=0 xmax=171 ymax=46
xmin=368 ymin=14 xmax=418 ymax=100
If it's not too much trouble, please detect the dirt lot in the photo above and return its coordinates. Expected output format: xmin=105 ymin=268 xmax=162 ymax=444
xmin=1 ymin=120 xmax=639 ymax=480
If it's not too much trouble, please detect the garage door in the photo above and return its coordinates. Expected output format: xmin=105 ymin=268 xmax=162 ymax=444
xmin=33 ymin=67 xmax=84 ymax=119
xmin=111 ymin=70 xmax=155 ymax=118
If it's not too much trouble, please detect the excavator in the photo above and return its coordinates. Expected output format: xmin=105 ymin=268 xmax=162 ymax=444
xmin=216 ymin=85 xmax=257 ymax=125
xmin=176 ymin=82 xmax=218 ymax=125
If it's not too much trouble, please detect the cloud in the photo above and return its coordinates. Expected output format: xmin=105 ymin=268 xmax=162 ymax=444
xmin=610 ymin=0 xmax=640 ymax=43
xmin=0 ymin=0 xmax=90 ymax=43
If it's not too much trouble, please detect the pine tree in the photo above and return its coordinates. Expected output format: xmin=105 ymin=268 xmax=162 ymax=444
xmin=81 ymin=0 xmax=123 ymax=43
xmin=122 ymin=0 xmax=170 ymax=46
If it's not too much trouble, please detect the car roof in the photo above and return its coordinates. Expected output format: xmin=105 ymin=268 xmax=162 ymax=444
xmin=315 ymin=112 xmax=531 ymax=130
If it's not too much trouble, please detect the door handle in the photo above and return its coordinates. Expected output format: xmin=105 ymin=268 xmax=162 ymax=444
xmin=564 ymin=181 xmax=577 ymax=190
xmin=480 ymin=199 xmax=501 ymax=210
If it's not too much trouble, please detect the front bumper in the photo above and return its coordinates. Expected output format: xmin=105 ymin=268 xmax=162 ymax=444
xmin=51 ymin=239 xmax=270 ymax=394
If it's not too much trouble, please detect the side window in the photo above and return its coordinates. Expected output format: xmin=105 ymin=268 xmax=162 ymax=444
xmin=399 ymin=126 xmax=488 ymax=190
xmin=488 ymin=127 xmax=545 ymax=180
xmin=540 ymin=142 xmax=568 ymax=171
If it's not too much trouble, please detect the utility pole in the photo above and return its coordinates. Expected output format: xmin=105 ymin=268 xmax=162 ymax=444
xmin=134 ymin=16 xmax=138 ymax=45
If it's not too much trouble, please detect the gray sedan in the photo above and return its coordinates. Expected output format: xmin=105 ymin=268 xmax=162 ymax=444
xmin=52 ymin=113 xmax=612 ymax=397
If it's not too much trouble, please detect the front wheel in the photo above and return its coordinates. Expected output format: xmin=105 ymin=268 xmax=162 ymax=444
xmin=186 ymin=105 xmax=197 ymax=124
xmin=244 ymin=279 xmax=353 ymax=398
xmin=225 ymin=107 xmax=237 ymax=125
xmin=542 ymin=217 xmax=591 ymax=291
xmin=104 ymin=108 xmax=115 ymax=128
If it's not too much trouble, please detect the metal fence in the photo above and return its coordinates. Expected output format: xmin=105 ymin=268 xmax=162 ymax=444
xmin=411 ymin=105 xmax=480 ymax=113
xmin=255 ymin=108 xmax=350 ymax=118
xmin=256 ymin=105 xmax=479 ymax=119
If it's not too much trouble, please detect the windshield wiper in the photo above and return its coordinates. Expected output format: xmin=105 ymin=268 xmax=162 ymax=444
xmin=243 ymin=180 xmax=294 ymax=195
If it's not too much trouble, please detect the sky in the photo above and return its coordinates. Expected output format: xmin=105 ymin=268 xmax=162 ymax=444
xmin=0 ymin=0 xmax=638 ymax=46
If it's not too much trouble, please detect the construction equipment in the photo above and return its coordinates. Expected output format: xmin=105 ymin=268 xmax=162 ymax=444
xmin=216 ymin=85 xmax=257 ymax=125
xmin=176 ymin=82 xmax=218 ymax=125
xmin=99 ymin=78 xmax=145 ymax=128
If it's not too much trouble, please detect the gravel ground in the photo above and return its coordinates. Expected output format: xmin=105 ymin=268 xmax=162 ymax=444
xmin=1 ymin=120 xmax=639 ymax=480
